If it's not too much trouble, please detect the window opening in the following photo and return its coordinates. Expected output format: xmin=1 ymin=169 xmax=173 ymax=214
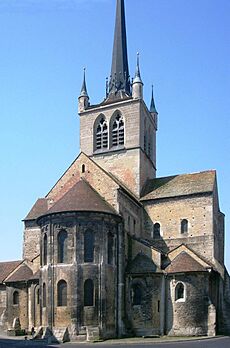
xmin=13 ymin=291 xmax=19 ymax=305
xmin=82 ymin=164 xmax=85 ymax=173
xmin=84 ymin=279 xmax=94 ymax=306
xmin=96 ymin=117 xmax=108 ymax=150
xmin=84 ymin=229 xmax=94 ymax=262
xmin=108 ymin=232 xmax=113 ymax=265
xmin=132 ymin=283 xmax=142 ymax=305
xmin=43 ymin=234 xmax=47 ymax=265
xmin=58 ymin=230 xmax=68 ymax=263
xmin=181 ymin=219 xmax=188 ymax=234
xmin=112 ymin=114 xmax=124 ymax=146
xmin=57 ymin=280 xmax=67 ymax=306
xmin=153 ymin=223 xmax=161 ymax=238
xmin=175 ymin=282 xmax=185 ymax=301
xmin=43 ymin=283 xmax=46 ymax=307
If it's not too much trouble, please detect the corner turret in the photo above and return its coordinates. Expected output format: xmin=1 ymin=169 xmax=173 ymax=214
xmin=78 ymin=68 xmax=89 ymax=113
xmin=132 ymin=53 xmax=143 ymax=99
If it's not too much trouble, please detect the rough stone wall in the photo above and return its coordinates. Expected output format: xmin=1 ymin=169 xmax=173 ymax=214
xmin=143 ymin=194 xmax=215 ymax=263
xmin=6 ymin=285 xmax=28 ymax=330
xmin=126 ymin=275 xmax=163 ymax=336
xmin=166 ymin=273 xmax=210 ymax=336
xmin=212 ymin=183 xmax=225 ymax=266
xmin=23 ymin=220 xmax=41 ymax=261
xmin=0 ymin=285 xmax=7 ymax=330
xmin=39 ymin=212 xmax=122 ymax=340
xmin=80 ymin=99 xmax=156 ymax=197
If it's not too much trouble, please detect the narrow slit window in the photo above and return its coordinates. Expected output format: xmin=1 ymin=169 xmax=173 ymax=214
xmin=84 ymin=229 xmax=94 ymax=262
xmin=175 ymin=282 xmax=185 ymax=302
xmin=153 ymin=223 xmax=161 ymax=238
xmin=181 ymin=219 xmax=188 ymax=234
xmin=58 ymin=230 xmax=68 ymax=264
xmin=13 ymin=291 xmax=19 ymax=305
xmin=84 ymin=279 xmax=94 ymax=306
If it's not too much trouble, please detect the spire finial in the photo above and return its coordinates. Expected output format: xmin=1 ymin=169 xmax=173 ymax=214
xmin=150 ymin=84 xmax=157 ymax=113
xmin=133 ymin=51 xmax=143 ymax=84
xmin=80 ymin=67 xmax=88 ymax=98
xmin=108 ymin=0 xmax=130 ymax=97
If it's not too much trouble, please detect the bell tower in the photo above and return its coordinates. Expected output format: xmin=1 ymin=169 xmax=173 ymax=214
xmin=78 ymin=0 xmax=158 ymax=197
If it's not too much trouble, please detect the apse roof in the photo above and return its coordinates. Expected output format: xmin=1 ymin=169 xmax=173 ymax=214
xmin=165 ymin=251 xmax=208 ymax=274
xmin=24 ymin=198 xmax=48 ymax=221
xmin=41 ymin=179 xmax=117 ymax=217
xmin=141 ymin=170 xmax=216 ymax=201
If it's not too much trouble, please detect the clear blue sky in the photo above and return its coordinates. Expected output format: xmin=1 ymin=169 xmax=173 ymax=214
xmin=0 ymin=0 xmax=229 ymax=270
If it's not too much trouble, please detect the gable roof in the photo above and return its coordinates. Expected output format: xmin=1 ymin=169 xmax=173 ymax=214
xmin=24 ymin=198 xmax=48 ymax=221
xmin=0 ymin=260 xmax=23 ymax=283
xmin=165 ymin=251 xmax=208 ymax=274
xmin=5 ymin=264 xmax=33 ymax=283
xmin=141 ymin=170 xmax=216 ymax=201
xmin=40 ymin=179 xmax=117 ymax=218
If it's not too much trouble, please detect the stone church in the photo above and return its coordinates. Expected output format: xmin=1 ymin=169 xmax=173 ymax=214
xmin=0 ymin=0 xmax=230 ymax=342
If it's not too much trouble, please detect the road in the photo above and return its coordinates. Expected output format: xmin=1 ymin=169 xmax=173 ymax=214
xmin=0 ymin=337 xmax=230 ymax=348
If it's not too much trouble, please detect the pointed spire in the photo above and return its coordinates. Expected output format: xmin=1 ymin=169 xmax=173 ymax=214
xmin=108 ymin=0 xmax=130 ymax=97
xmin=150 ymin=85 xmax=157 ymax=113
xmin=133 ymin=52 xmax=143 ymax=84
xmin=80 ymin=68 xmax=88 ymax=98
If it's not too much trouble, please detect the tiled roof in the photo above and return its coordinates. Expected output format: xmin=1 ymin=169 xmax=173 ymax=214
xmin=41 ymin=179 xmax=117 ymax=217
xmin=127 ymin=253 xmax=159 ymax=274
xmin=5 ymin=264 xmax=33 ymax=283
xmin=141 ymin=170 xmax=215 ymax=201
xmin=0 ymin=260 xmax=22 ymax=283
xmin=24 ymin=199 xmax=48 ymax=221
xmin=165 ymin=251 xmax=207 ymax=274
xmin=29 ymin=270 xmax=40 ymax=281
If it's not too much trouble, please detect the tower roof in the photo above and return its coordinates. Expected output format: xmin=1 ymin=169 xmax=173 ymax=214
xmin=108 ymin=0 xmax=130 ymax=98
xmin=79 ymin=68 xmax=88 ymax=98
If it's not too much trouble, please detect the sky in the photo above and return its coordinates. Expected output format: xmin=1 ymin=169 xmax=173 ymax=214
xmin=0 ymin=0 xmax=229 ymax=270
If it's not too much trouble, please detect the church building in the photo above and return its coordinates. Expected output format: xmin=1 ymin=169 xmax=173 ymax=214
xmin=0 ymin=0 xmax=230 ymax=342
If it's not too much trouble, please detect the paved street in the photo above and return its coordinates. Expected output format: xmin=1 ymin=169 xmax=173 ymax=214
xmin=0 ymin=337 xmax=230 ymax=348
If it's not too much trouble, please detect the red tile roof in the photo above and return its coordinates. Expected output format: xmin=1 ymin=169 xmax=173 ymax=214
xmin=5 ymin=264 xmax=33 ymax=283
xmin=24 ymin=198 xmax=48 ymax=221
xmin=0 ymin=260 xmax=22 ymax=283
xmin=40 ymin=179 xmax=117 ymax=217
xmin=141 ymin=170 xmax=215 ymax=201
xmin=165 ymin=251 xmax=207 ymax=274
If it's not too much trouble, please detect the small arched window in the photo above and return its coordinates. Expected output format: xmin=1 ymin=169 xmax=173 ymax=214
xmin=181 ymin=219 xmax=188 ymax=234
xmin=108 ymin=232 xmax=113 ymax=265
xmin=95 ymin=116 xmax=108 ymax=150
xmin=13 ymin=291 xmax=19 ymax=305
xmin=175 ymin=282 xmax=185 ymax=302
xmin=43 ymin=234 xmax=47 ymax=266
xmin=84 ymin=279 xmax=94 ymax=306
xmin=84 ymin=229 xmax=94 ymax=263
xmin=58 ymin=230 xmax=68 ymax=264
xmin=112 ymin=113 xmax=124 ymax=147
xmin=132 ymin=283 xmax=142 ymax=305
xmin=57 ymin=280 xmax=67 ymax=307
xmin=153 ymin=223 xmax=161 ymax=238
xmin=43 ymin=283 xmax=46 ymax=308
xmin=82 ymin=164 xmax=85 ymax=173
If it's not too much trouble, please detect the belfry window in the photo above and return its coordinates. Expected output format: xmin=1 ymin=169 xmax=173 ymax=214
xmin=43 ymin=234 xmax=48 ymax=265
xmin=84 ymin=279 xmax=94 ymax=306
xmin=95 ymin=117 xmax=108 ymax=150
xmin=132 ymin=283 xmax=142 ymax=305
xmin=57 ymin=280 xmax=67 ymax=306
xmin=153 ymin=223 xmax=161 ymax=238
xmin=181 ymin=219 xmax=188 ymax=234
xmin=175 ymin=282 xmax=185 ymax=302
xmin=112 ymin=114 xmax=124 ymax=146
xmin=13 ymin=291 xmax=19 ymax=305
xmin=58 ymin=230 xmax=68 ymax=264
xmin=84 ymin=229 xmax=94 ymax=262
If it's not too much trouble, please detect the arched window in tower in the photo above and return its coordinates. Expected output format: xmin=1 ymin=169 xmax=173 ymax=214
xmin=57 ymin=280 xmax=67 ymax=306
xmin=181 ymin=219 xmax=188 ymax=234
xmin=58 ymin=230 xmax=68 ymax=264
xmin=84 ymin=279 xmax=94 ymax=306
xmin=95 ymin=116 xmax=108 ymax=150
xmin=43 ymin=234 xmax=47 ymax=266
xmin=175 ymin=282 xmax=185 ymax=302
xmin=112 ymin=113 xmax=124 ymax=146
xmin=13 ymin=291 xmax=19 ymax=305
xmin=153 ymin=223 xmax=161 ymax=238
xmin=132 ymin=283 xmax=142 ymax=305
xmin=43 ymin=283 xmax=46 ymax=307
xmin=108 ymin=232 xmax=114 ymax=265
xmin=84 ymin=229 xmax=94 ymax=262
